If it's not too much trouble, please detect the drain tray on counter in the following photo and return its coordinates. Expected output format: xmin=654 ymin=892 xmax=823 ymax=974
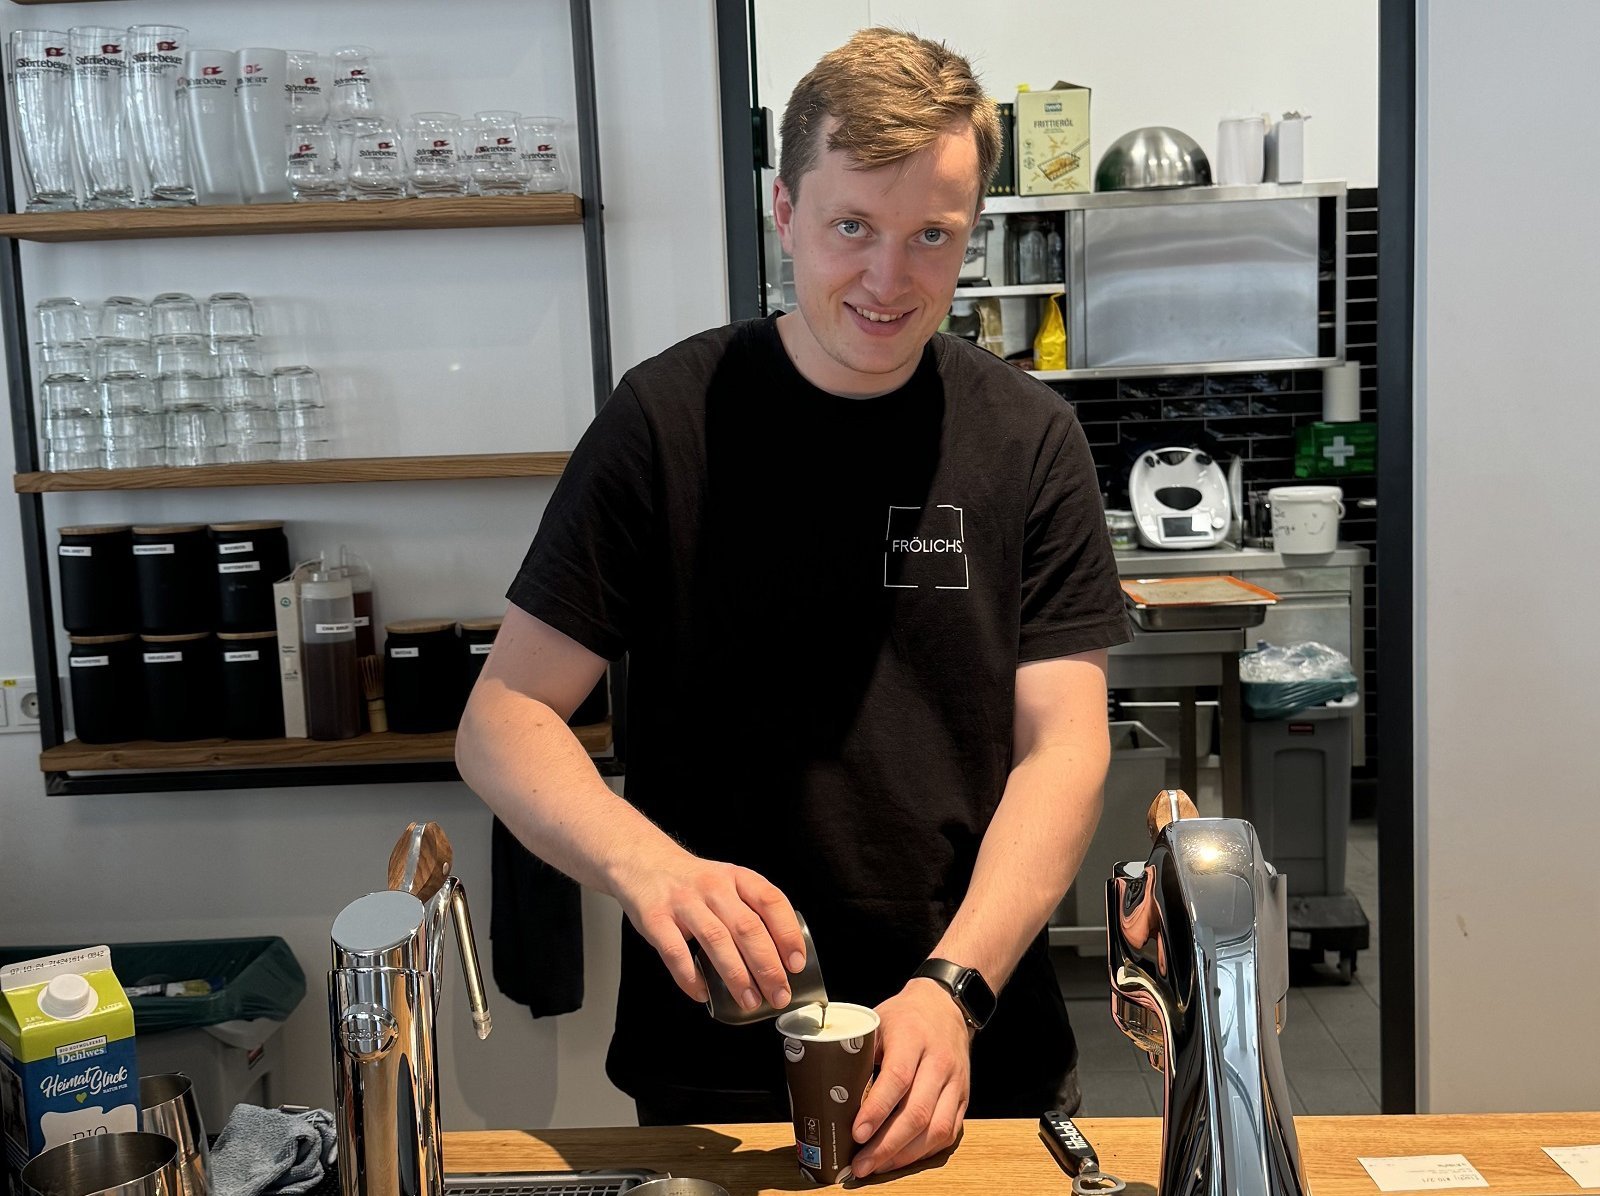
xmin=446 ymin=1170 xmax=662 ymax=1196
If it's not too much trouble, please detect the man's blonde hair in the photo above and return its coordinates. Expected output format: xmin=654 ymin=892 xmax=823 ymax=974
xmin=778 ymin=28 xmax=1000 ymax=209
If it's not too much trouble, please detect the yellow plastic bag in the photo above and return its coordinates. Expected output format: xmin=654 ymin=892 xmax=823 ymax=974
xmin=1033 ymin=295 xmax=1066 ymax=371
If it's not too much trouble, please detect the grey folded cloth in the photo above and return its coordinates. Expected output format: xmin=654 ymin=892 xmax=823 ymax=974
xmin=211 ymin=1104 xmax=338 ymax=1196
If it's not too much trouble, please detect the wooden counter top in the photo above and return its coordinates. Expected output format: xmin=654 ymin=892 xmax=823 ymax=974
xmin=446 ymin=1113 xmax=1600 ymax=1195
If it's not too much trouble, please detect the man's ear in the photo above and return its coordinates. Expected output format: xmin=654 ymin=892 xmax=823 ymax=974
xmin=773 ymin=176 xmax=797 ymax=255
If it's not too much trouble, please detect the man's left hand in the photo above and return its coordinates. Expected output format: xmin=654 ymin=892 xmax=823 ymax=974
xmin=850 ymin=977 xmax=972 ymax=1178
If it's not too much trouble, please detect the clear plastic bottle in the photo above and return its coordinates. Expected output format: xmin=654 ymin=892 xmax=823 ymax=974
xmin=300 ymin=569 xmax=360 ymax=740
xmin=337 ymin=545 xmax=376 ymax=659
xmin=1017 ymin=217 xmax=1049 ymax=284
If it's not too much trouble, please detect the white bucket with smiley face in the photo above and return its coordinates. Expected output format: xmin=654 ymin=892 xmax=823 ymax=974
xmin=1268 ymin=485 xmax=1345 ymax=555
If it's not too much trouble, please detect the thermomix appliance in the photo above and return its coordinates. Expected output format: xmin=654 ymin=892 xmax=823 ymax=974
xmin=1129 ymin=447 xmax=1232 ymax=549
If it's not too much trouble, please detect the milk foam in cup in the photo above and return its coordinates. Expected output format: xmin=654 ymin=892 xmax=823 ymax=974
xmin=776 ymin=1001 xmax=879 ymax=1186
xmin=0 ymin=947 xmax=139 ymax=1193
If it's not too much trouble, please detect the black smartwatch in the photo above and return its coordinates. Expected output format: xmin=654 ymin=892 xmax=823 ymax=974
xmin=913 ymin=958 xmax=997 ymax=1031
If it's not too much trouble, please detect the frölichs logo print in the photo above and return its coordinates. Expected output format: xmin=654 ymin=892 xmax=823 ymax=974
xmin=884 ymin=504 xmax=968 ymax=590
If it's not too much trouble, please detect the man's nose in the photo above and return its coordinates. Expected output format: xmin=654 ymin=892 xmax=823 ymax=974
xmin=859 ymin=240 xmax=911 ymax=301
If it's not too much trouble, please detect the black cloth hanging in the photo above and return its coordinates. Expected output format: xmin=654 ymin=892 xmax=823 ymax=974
xmin=490 ymin=816 xmax=584 ymax=1017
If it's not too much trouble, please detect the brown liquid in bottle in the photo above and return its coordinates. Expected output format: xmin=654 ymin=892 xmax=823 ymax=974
xmin=351 ymin=589 xmax=376 ymax=659
xmin=304 ymin=637 xmax=360 ymax=739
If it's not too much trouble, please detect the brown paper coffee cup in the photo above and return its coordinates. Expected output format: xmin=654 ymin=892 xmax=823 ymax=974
xmin=776 ymin=1001 xmax=879 ymax=1186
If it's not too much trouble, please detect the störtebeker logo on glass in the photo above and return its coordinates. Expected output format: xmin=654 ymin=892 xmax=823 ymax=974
xmin=884 ymin=504 xmax=969 ymax=590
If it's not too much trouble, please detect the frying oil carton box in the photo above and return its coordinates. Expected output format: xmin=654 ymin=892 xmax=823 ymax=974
xmin=1016 ymin=82 xmax=1091 ymax=194
xmin=0 ymin=947 xmax=138 ymax=1194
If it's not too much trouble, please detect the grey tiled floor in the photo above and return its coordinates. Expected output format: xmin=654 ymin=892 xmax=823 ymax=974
xmin=1059 ymin=820 xmax=1381 ymax=1116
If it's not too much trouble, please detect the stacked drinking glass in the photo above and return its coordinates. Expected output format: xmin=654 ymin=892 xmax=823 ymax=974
xmin=34 ymin=293 xmax=332 ymax=468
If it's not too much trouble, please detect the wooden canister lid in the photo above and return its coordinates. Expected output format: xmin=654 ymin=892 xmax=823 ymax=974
xmin=209 ymin=520 xmax=285 ymax=533
xmin=458 ymin=616 xmax=503 ymax=633
xmin=58 ymin=524 xmax=131 ymax=537
xmin=69 ymin=633 xmax=135 ymax=645
xmin=218 ymin=630 xmax=278 ymax=641
xmin=385 ymin=618 xmax=454 ymax=636
xmin=140 ymin=632 xmax=210 ymax=643
xmin=132 ymin=523 xmax=206 ymax=535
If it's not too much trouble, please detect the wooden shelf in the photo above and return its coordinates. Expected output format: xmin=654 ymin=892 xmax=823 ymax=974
xmin=40 ymin=720 xmax=612 ymax=774
xmin=0 ymin=195 xmax=582 ymax=243
xmin=14 ymin=451 xmax=571 ymax=492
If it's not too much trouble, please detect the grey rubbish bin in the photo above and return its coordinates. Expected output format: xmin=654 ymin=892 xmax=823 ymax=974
xmin=1053 ymin=721 xmax=1169 ymax=947
xmin=1241 ymin=694 xmax=1358 ymax=896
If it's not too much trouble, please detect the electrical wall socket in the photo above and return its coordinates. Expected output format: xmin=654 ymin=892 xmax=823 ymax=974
xmin=0 ymin=675 xmax=40 ymax=733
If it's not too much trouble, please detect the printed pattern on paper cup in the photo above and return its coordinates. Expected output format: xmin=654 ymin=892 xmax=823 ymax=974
xmin=829 ymin=1085 xmax=849 ymax=1103
xmin=843 ymin=1036 xmax=864 ymax=1054
xmin=783 ymin=1037 xmax=805 ymax=1063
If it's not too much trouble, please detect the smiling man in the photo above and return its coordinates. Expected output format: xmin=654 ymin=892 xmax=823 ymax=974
xmin=458 ymin=27 xmax=1130 ymax=1178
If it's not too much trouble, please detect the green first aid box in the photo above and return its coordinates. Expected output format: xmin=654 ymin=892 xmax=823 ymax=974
xmin=1295 ymin=421 xmax=1376 ymax=478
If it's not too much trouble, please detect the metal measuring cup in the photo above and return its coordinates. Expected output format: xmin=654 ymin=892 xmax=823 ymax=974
xmin=692 ymin=910 xmax=828 ymax=1024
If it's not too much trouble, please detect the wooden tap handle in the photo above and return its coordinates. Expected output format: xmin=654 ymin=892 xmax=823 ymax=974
xmin=386 ymin=821 xmax=453 ymax=901
xmin=1146 ymin=789 xmax=1200 ymax=840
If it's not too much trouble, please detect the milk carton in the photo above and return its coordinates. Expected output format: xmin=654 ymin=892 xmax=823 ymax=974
xmin=0 ymin=947 xmax=139 ymax=1196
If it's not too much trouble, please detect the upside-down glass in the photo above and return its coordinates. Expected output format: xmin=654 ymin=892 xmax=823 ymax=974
xmin=287 ymin=123 xmax=344 ymax=201
xmin=99 ymin=295 xmax=151 ymax=341
xmin=405 ymin=112 xmax=468 ymax=196
xmin=37 ymin=342 xmax=94 ymax=382
xmin=153 ymin=334 xmax=214 ymax=379
xmin=7 ymin=30 xmax=79 ymax=210
xmin=207 ymin=293 xmax=258 ymax=340
xmin=285 ymin=50 xmax=329 ymax=122
xmin=151 ymin=291 xmax=204 ymax=336
xmin=348 ymin=121 xmax=407 ymax=199
xmin=165 ymin=407 xmax=225 ymax=465
xmin=330 ymin=45 xmax=381 ymax=122
xmin=469 ymin=111 xmax=530 ymax=194
xmin=68 ymin=26 xmax=136 ymax=208
xmin=35 ymin=297 xmax=94 ymax=345
xmin=125 ymin=25 xmax=195 ymax=205
xmin=518 ymin=116 xmax=569 ymax=193
xmin=40 ymin=377 xmax=96 ymax=419
xmin=273 ymin=365 xmax=329 ymax=460
xmin=217 ymin=407 xmax=279 ymax=462
xmin=96 ymin=339 xmax=154 ymax=379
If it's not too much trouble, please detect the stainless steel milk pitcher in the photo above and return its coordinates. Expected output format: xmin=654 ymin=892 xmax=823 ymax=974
xmin=329 ymin=823 xmax=491 ymax=1196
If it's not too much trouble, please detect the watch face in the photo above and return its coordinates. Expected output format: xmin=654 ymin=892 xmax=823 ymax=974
xmin=954 ymin=969 xmax=997 ymax=1027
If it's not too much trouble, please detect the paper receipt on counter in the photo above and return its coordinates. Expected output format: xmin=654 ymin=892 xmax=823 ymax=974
xmin=1357 ymin=1155 xmax=1488 ymax=1191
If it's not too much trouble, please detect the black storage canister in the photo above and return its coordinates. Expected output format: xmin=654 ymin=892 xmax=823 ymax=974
xmin=57 ymin=525 xmax=136 ymax=635
xmin=132 ymin=524 xmax=214 ymax=634
xmin=457 ymin=616 xmax=501 ymax=708
xmin=210 ymin=520 xmax=291 ymax=633
xmin=383 ymin=618 xmax=460 ymax=733
xmin=139 ymin=632 xmax=218 ymax=740
xmin=217 ymin=630 xmax=285 ymax=739
xmin=67 ymin=634 xmax=140 ymax=744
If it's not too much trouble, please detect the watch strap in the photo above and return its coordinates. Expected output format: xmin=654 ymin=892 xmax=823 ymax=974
xmin=913 ymin=958 xmax=990 ymax=1030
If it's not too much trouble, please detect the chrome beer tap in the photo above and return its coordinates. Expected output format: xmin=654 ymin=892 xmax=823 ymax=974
xmin=329 ymin=822 xmax=492 ymax=1196
xmin=1106 ymin=791 xmax=1309 ymax=1196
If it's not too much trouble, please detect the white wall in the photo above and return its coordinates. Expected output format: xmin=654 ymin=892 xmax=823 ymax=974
xmin=755 ymin=0 xmax=1379 ymax=188
xmin=1415 ymin=0 xmax=1600 ymax=1111
xmin=0 ymin=0 xmax=727 ymax=1128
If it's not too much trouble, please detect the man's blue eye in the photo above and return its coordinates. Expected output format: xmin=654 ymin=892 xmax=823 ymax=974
xmin=839 ymin=220 xmax=863 ymax=236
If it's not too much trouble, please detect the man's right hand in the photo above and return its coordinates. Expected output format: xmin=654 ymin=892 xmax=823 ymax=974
xmin=612 ymin=846 xmax=807 ymax=1012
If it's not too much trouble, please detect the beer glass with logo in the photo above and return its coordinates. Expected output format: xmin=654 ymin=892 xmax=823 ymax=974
xmin=469 ymin=111 xmax=531 ymax=195
xmin=68 ymin=26 xmax=136 ymax=207
xmin=405 ymin=112 xmax=468 ymax=197
xmin=8 ymin=30 xmax=79 ymax=210
xmin=348 ymin=121 xmax=407 ymax=199
xmin=126 ymin=25 xmax=195 ymax=205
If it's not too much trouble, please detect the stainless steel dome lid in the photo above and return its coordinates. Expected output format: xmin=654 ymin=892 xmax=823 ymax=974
xmin=1095 ymin=126 xmax=1214 ymax=191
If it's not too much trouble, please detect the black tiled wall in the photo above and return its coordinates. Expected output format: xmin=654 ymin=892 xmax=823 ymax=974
xmin=1050 ymin=187 xmax=1380 ymax=807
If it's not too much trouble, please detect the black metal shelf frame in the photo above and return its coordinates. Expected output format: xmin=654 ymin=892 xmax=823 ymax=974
xmin=3 ymin=0 xmax=622 ymax=795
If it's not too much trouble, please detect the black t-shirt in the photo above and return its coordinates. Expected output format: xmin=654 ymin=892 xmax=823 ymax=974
xmin=507 ymin=315 xmax=1130 ymax=1111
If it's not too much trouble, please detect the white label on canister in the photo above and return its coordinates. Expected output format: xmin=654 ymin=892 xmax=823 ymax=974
xmin=353 ymin=616 xmax=370 ymax=627
xmin=133 ymin=543 xmax=175 ymax=556
xmin=470 ymin=643 xmax=492 ymax=655
xmin=59 ymin=545 xmax=92 ymax=557
xmin=218 ymin=561 xmax=261 ymax=574
xmin=315 ymin=622 xmax=353 ymax=634
xmin=389 ymin=647 xmax=420 ymax=658
xmin=224 ymin=650 xmax=261 ymax=662
xmin=70 ymin=655 xmax=110 ymax=667
xmin=218 ymin=540 xmax=254 ymax=554
xmin=143 ymin=651 xmax=183 ymax=663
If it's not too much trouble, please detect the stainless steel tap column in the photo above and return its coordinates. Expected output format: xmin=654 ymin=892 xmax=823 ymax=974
xmin=1106 ymin=791 xmax=1309 ymax=1196
xmin=330 ymin=866 xmax=491 ymax=1196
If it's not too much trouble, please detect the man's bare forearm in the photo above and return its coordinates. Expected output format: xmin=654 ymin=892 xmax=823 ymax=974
xmin=455 ymin=677 xmax=686 ymax=896
xmin=929 ymin=741 xmax=1108 ymax=989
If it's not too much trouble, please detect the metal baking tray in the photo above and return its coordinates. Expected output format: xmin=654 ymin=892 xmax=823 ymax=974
xmin=1120 ymin=575 xmax=1278 ymax=632
xmin=446 ymin=1171 xmax=662 ymax=1196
